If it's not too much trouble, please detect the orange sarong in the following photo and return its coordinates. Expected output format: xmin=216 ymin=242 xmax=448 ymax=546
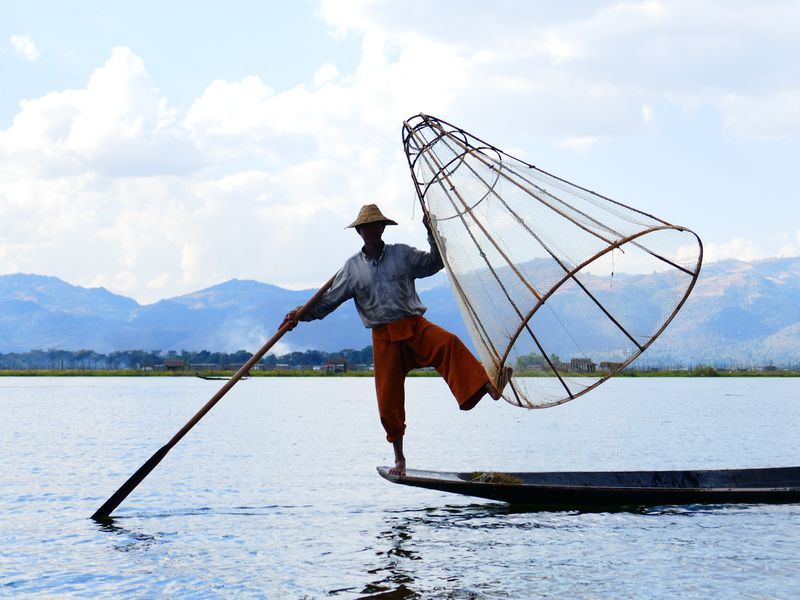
xmin=371 ymin=315 xmax=489 ymax=442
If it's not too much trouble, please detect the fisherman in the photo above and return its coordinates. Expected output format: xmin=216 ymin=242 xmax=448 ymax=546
xmin=282 ymin=204 xmax=510 ymax=476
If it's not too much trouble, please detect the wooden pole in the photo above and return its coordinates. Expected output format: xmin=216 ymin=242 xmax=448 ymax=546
xmin=91 ymin=275 xmax=336 ymax=521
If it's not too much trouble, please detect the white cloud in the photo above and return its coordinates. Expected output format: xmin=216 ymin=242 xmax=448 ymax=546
xmin=776 ymin=229 xmax=800 ymax=258
xmin=0 ymin=47 xmax=198 ymax=178
xmin=721 ymin=92 xmax=800 ymax=140
xmin=185 ymin=76 xmax=275 ymax=139
xmin=319 ymin=0 xmax=800 ymax=142
xmin=558 ymin=136 xmax=599 ymax=153
xmin=0 ymin=44 xmax=425 ymax=303
xmin=10 ymin=34 xmax=39 ymax=61
xmin=702 ymin=238 xmax=764 ymax=263
xmin=313 ymin=62 xmax=339 ymax=86
xmin=693 ymin=228 xmax=800 ymax=266
xmin=2 ymin=3 xmax=799 ymax=307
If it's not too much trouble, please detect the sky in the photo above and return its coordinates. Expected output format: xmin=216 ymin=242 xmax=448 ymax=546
xmin=1 ymin=0 xmax=799 ymax=304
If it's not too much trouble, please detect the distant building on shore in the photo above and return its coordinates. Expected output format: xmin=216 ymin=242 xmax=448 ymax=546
xmin=164 ymin=359 xmax=185 ymax=371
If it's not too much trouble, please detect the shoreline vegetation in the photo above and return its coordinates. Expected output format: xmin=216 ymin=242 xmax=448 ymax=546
xmin=0 ymin=368 xmax=799 ymax=377
xmin=2 ymin=347 xmax=798 ymax=377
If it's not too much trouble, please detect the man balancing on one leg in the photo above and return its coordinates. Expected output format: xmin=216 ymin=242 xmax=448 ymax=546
xmin=282 ymin=204 xmax=510 ymax=476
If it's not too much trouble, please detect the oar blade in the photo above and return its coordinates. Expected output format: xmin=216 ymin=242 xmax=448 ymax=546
xmin=91 ymin=444 xmax=170 ymax=521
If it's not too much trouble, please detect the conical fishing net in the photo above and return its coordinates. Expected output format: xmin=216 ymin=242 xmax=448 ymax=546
xmin=402 ymin=114 xmax=703 ymax=408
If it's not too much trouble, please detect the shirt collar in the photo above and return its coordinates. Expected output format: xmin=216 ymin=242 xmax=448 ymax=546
xmin=361 ymin=241 xmax=385 ymax=266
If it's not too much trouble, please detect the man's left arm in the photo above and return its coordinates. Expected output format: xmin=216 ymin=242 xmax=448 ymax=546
xmin=407 ymin=216 xmax=444 ymax=277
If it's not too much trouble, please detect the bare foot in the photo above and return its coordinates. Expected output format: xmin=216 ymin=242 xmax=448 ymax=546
xmin=460 ymin=366 xmax=513 ymax=411
xmin=389 ymin=439 xmax=406 ymax=476
xmin=389 ymin=459 xmax=406 ymax=476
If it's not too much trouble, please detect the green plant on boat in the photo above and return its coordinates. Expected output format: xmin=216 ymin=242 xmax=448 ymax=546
xmin=470 ymin=471 xmax=523 ymax=485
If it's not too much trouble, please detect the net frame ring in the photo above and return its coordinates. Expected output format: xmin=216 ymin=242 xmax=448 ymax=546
xmin=406 ymin=128 xmax=468 ymax=180
xmin=401 ymin=118 xmax=429 ymax=164
xmin=403 ymin=115 xmax=503 ymax=221
xmin=418 ymin=145 xmax=503 ymax=222
xmin=498 ymin=225 xmax=703 ymax=408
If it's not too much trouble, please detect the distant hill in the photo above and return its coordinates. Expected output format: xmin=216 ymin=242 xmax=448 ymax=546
xmin=1 ymin=255 xmax=799 ymax=365
xmin=647 ymin=256 xmax=800 ymax=365
xmin=0 ymin=274 xmax=373 ymax=354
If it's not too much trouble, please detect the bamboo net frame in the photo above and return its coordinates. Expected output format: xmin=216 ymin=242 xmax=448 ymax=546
xmin=402 ymin=114 xmax=703 ymax=408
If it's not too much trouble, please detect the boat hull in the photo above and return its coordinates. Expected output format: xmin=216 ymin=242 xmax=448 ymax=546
xmin=376 ymin=466 xmax=800 ymax=508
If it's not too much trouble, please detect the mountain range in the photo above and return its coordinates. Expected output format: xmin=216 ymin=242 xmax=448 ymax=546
xmin=1 ymin=255 xmax=799 ymax=366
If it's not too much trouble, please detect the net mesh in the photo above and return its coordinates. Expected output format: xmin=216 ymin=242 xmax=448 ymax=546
xmin=402 ymin=114 xmax=703 ymax=408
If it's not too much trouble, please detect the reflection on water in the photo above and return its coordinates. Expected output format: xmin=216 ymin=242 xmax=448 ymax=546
xmin=361 ymin=518 xmax=420 ymax=598
xmin=97 ymin=520 xmax=162 ymax=553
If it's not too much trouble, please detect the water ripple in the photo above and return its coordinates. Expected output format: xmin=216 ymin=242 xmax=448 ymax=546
xmin=2 ymin=377 xmax=799 ymax=598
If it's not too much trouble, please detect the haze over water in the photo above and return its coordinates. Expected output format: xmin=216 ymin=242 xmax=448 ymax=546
xmin=1 ymin=376 xmax=798 ymax=598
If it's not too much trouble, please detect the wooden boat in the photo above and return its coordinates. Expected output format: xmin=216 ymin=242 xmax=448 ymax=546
xmin=377 ymin=465 xmax=800 ymax=508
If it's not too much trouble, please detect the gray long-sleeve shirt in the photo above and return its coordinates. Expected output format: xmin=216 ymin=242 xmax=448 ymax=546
xmin=301 ymin=235 xmax=444 ymax=328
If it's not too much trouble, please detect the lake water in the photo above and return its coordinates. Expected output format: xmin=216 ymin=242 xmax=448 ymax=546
xmin=1 ymin=376 xmax=798 ymax=598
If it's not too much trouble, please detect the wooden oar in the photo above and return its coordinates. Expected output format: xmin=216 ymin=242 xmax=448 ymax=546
xmin=91 ymin=275 xmax=336 ymax=521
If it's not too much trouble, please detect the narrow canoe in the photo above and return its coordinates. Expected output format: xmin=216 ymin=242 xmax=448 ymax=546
xmin=376 ymin=465 xmax=800 ymax=508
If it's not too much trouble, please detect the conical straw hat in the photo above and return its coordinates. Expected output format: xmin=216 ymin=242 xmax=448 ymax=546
xmin=346 ymin=204 xmax=398 ymax=228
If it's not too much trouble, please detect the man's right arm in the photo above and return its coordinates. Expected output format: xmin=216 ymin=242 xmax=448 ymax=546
xmin=281 ymin=265 xmax=353 ymax=329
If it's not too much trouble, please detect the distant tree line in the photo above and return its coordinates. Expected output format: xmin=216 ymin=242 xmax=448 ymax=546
xmin=0 ymin=346 xmax=374 ymax=370
xmin=4 ymin=347 xmax=794 ymax=373
xmin=264 ymin=346 xmax=373 ymax=368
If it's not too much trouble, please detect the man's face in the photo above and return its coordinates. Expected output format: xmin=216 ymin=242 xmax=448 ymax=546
xmin=358 ymin=221 xmax=386 ymax=246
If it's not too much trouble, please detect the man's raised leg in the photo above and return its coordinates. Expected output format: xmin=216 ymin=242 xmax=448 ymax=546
xmin=460 ymin=365 xmax=513 ymax=410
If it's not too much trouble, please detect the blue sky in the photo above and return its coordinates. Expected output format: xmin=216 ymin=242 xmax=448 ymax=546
xmin=1 ymin=0 xmax=798 ymax=304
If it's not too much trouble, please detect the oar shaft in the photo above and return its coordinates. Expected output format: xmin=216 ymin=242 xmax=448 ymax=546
xmin=91 ymin=275 xmax=336 ymax=521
